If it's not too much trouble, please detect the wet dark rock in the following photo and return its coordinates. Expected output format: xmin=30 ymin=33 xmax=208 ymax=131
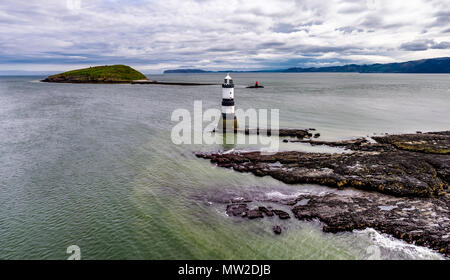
xmin=243 ymin=128 xmax=314 ymax=139
xmin=196 ymin=131 xmax=450 ymax=198
xmin=226 ymin=204 xmax=249 ymax=217
xmin=227 ymin=203 xmax=290 ymax=221
xmin=273 ymin=225 xmax=282 ymax=235
xmin=222 ymin=191 xmax=449 ymax=256
xmin=373 ymin=132 xmax=450 ymax=154
xmin=277 ymin=129 xmax=314 ymax=138
xmin=291 ymin=193 xmax=450 ymax=256
xmin=272 ymin=209 xmax=291 ymax=219
xmin=259 ymin=206 xmax=274 ymax=217
xmin=247 ymin=208 xmax=264 ymax=219
xmin=203 ymin=131 xmax=450 ymax=255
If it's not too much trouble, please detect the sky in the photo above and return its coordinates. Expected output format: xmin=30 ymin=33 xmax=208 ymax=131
xmin=0 ymin=0 xmax=449 ymax=74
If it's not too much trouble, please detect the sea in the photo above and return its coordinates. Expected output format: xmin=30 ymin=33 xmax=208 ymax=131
xmin=0 ymin=73 xmax=449 ymax=259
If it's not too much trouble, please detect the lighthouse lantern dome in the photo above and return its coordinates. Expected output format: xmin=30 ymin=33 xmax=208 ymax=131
xmin=224 ymin=73 xmax=233 ymax=85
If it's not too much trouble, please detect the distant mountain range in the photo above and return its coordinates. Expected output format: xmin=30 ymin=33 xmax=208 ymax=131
xmin=164 ymin=57 xmax=450 ymax=74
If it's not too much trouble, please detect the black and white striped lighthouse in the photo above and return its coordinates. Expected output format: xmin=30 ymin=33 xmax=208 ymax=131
xmin=219 ymin=73 xmax=238 ymax=132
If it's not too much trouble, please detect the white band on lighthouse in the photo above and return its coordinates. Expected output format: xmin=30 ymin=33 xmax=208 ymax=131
xmin=222 ymin=87 xmax=234 ymax=99
xmin=221 ymin=106 xmax=235 ymax=114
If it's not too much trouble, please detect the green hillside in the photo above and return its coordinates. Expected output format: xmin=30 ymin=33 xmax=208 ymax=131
xmin=43 ymin=65 xmax=147 ymax=83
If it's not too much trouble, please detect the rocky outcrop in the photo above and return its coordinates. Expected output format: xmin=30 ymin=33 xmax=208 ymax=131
xmin=197 ymin=131 xmax=450 ymax=256
xmin=243 ymin=128 xmax=314 ymax=138
xmin=226 ymin=204 xmax=289 ymax=220
xmin=273 ymin=225 xmax=282 ymax=235
xmin=221 ymin=192 xmax=449 ymax=255
xmin=197 ymin=131 xmax=450 ymax=198
xmin=291 ymin=193 xmax=449 ymax=255
xmin=373 ymin=131 xmax=450 ymax=155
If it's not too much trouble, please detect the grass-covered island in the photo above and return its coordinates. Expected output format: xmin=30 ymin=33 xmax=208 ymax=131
xmin=42 ymin=65 xmax=148 ymax=83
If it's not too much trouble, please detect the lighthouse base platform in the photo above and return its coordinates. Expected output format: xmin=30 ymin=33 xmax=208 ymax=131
xmin=217 ymin=115 xmax=238 ymax=133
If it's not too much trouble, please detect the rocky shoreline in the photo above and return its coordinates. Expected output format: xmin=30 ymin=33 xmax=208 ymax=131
xmin=196 ymin=131 xmax=450 ymax=256
xmin=221 ymin=191 xmax=449 ymax=255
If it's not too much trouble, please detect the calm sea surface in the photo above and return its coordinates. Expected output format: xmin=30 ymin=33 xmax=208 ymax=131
xmin=0 ymin=73 xmax=449 ymax=259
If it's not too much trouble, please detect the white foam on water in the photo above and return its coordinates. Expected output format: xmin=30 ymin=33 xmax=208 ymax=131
xmin=355 ymin=228 xmax=444 ymax=260
xmin=262 ymin=184 xmax=358 ymax=199
xmin=265 ymin=191 xmax=307 ymax=200
xmin=267 ymin=161 xmax=283 ymax=167
xmin=378 ymin=205 xmax=398 ymax=211
xmin=365 ymin=137 xmax=377 ymax=144
xmin=280 ymin=142 xmax=351 ymax=154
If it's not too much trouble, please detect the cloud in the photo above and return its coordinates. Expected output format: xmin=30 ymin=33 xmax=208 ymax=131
xmin=335 ymin=26 xmax=364 ymax=34
xmin=0 ymin=0 xmax=449 ymax=73
xmin=337 ymin=1 xmax=368 ymax=14
xmin=400 ymin=39 xmax=450 ymax=51
xmin=431 ymin=41 xmax=450 ymax=49
xmin=429 ymin=11 xmax=450 ymax=27
xmin=272 ymin=23 xmax=298 ymax=34
xmin=400 ymin=40 xmax=435 ymax=51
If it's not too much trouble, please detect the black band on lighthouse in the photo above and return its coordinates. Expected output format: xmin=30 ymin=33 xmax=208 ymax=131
xmin=221 ymin=99 xmax=235 ymax=106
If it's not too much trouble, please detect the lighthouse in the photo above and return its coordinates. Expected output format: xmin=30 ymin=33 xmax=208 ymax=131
xmin=218 ymin=73 xmax=238 ymax=132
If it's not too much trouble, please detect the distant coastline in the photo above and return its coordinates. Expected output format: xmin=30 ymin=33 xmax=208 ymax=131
xmin=164 ymin=57 xmax=450 ymax=74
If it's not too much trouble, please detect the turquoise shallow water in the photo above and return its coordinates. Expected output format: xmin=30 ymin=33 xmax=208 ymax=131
xmin=0 ymin=73 xmax=449 ymax=259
